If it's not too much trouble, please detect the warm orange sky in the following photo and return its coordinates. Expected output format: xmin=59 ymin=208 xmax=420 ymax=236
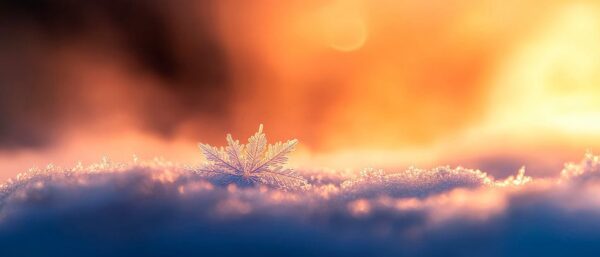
xmin=2 ymin=0 xmax=600 ymax=180
xmin=214 ymin=0 xmax=600 ymax=150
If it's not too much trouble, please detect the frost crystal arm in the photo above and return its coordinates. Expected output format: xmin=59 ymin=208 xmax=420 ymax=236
xmin=257 ymin=167 xmax=306 ymax=189
xmin=225 ymin=134 xmax=245 ymax=173
xmin=251 ymin=139 xmax=298 ymax=173
xmin=198 ymin=143 xmax=239 ymax=174
xmin=244 ymin=124 xmax=267 ymax=172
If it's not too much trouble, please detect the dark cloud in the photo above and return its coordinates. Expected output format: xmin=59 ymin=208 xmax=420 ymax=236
xmin=0 ymin=0 xmax=231 ymax=149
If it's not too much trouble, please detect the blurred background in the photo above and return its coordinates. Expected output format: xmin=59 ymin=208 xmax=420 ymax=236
xmin=2 ymin=0 xmax=600 ymax=181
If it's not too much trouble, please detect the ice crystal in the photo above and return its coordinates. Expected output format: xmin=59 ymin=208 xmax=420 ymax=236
xmin=341 ymin=166 xmax=490 ymax=198
xmin=197 ymin=124 xmax=307 ymax=189
xmin=560 ymin=151 xmax=600 ymax=183
xmin=340 ymin=165 xmax=531 ymax=198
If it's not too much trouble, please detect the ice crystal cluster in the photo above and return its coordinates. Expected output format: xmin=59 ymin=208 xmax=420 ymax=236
xmin=197 ymin=124 xmax=307 ymax=189
xmin=561 ymin=151 xmax=600 ymax=181
xmin=339 ymin=166 xmax=529 ymax=198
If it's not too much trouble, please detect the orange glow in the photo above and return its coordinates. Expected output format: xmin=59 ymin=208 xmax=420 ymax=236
xmin=489 ymin=3 xmax=600 ymax=135
xmin=3 ymin=0 xmax=600 ymax=179
xmin=210 ymin=0 xmax=600 ymax=168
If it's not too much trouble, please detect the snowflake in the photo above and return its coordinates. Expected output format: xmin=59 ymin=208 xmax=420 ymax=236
xmin=197 ymin=124 xmax=307 ymax=189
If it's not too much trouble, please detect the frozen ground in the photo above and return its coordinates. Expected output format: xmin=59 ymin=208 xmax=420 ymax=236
xmin=1 ymin=153 xmax=600 ymax=256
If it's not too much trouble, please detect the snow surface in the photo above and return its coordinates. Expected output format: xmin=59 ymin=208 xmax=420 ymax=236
xmin=1 ymin=154 xmax=600 ymax=256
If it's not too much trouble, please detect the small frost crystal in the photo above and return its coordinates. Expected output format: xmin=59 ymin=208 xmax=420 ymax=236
xmin=198 ymin=124 xmax=306 ymax=189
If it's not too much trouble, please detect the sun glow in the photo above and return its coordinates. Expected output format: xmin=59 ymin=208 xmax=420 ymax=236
xmin=489 ymin=3 xmax=600 ymax=136
xmin=318 ymin=1 xmax=368 ymax=52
